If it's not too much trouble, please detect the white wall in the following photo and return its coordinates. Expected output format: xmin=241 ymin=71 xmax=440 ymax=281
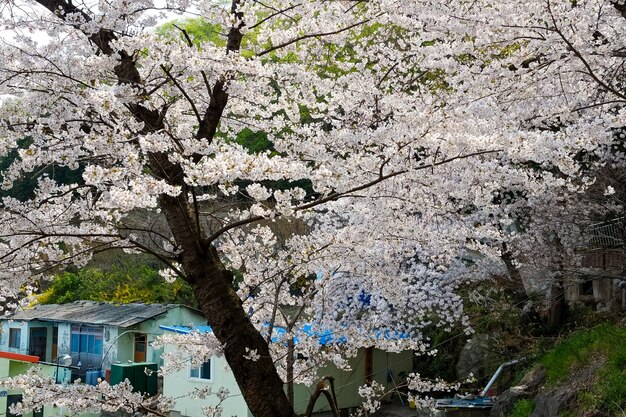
xmin=162 ymin=344 xmax=251 ymax=417
xmin=101 ymin=326 xmax=119 ymax=369
xmin=0 ymin=321 xmax=29 ymax=354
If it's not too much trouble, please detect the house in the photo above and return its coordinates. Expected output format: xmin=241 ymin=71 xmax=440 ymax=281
xmin=564 ymin=218 xmax=626 ymax=309
xmin=159 ymin=325 xmax=414 ymax=417
xmin=0 ymin=301 xmax=205 ymax=380
xmin=0 ymin=351 xmax=89 ymax=417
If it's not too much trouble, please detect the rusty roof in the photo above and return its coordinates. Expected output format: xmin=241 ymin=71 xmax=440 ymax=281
xmin=3 ymin=301 xmax=184 ymax=328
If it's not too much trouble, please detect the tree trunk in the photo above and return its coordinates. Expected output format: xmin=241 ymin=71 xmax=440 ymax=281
xmin=157 ymin=194 xmax=296 ymax=417
xmin=190 ymin=260 xmax=296 ymax=417
xmin=287 ymin=337 xmax=295 ymax=408
xmin=548 ymin=240 xmax=567 ymax=332
xmin=31 ymin=2 xmax=295 ymax=415
xmin=548 ymin=274 xmax=567 ymax=332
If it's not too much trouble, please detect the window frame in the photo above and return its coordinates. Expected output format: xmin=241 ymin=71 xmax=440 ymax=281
xmin=8 ymin=328 xmax=21 ymax=349
xmin=70 ymin=325 xmax=103 ymax=355
xmin=188 ymin=359 xmax=213 ymax=383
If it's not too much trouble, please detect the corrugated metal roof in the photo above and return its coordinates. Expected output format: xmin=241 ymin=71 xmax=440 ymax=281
xmin=4 ymin=301 xmax=181 ymax=328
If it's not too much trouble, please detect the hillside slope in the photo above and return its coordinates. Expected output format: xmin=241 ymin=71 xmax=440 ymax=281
xmin=492 ymin=324 xmax=626 ymax=417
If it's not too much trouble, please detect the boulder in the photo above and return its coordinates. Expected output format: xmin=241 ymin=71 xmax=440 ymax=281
xmin=531 ymin=388 xmax=576 ymax=417
xmin=489 ymin=386 xmax=528 ymax=417
xmin=490 ymin=367 xmax=545 ymax=417
xmin=456 ymin=334 xmax=501 ymax=380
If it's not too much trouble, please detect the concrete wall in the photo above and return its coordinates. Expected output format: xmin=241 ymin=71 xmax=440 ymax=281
xmin=57 ymin=323 xmax=71 ymax=359
xmin=137 ymin=306 xmax=206 ymax=367
xmin=0 ymin=356 xmax=9 ymax=377
xmin=101 ymin=326 xmax=119 ymax=369
xmin=105 ymin=306 xmax=205 ymax=369
xmin=564 ymin=249 xmax=625 ymax=308
xmin=114 ymin=327 xmax=134 ymax=365
xmin=0 ymin=321 xmax=29 ymax=355
xmin=293 ymin=349 xmax=414 ymax=414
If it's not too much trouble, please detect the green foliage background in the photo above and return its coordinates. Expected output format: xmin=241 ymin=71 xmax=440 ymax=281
xmin=38 ymin=262 xmax=196 ymax=307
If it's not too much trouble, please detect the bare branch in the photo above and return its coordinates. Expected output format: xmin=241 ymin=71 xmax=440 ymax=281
xmin=257 ymin=18 xmax=371 ymax=57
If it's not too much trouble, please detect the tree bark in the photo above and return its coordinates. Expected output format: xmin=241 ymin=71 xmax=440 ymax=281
xmin=548 ymin=240 xmax=567 ymax=332
xmin=548 ymin=274 xmax=567 ymax=331
xmin=189 ymin=253 xmax=296 ymax=417
xmin=158 ymin=195 xmax=297 ymax=417
xmin=287 ymin=337 xmax=295 ymax=407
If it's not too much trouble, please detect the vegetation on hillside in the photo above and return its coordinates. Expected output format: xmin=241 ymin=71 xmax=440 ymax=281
xmin=509 ymin=399 xmax=535 ymax=417
xmin=543 ymin=323 xmax=626 ymax=416
xmin=38 ymin=262 xmax=196 ymax=307
xmin=508 ymin=322 xmax=626 ymax=417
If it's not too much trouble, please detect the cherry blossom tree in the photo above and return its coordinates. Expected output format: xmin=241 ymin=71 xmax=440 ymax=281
xmin=0 ymin=1 xmax=625 ymax=416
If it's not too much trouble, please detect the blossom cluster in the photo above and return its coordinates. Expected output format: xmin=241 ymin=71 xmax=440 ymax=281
xmin=0 ymin=0 xmax=623 ymax=413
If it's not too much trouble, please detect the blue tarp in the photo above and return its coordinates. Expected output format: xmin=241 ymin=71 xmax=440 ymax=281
xmin=159 ymin=323 xmax=409 ymax=346
xmin=159 ymin=324 xmax=213 ymax=335
xmin=436 ymin=397 xmax=494 ymax=409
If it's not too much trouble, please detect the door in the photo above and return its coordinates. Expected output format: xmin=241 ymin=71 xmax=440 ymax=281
xmin=51 ymin=326 xmax=58 ymax=361
xmin=365 ymin=347 xmax=373 ymax=384
xmin=134 ymin=334 xmax=147 ymax=362
xmin=29 ymin=327 xmax=47 ymax=361
xmin=6 ymin=394 xmax=22 ymax=417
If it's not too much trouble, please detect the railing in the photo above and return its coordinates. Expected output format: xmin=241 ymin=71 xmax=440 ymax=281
xmin=588 ymin=218 xmax=624 ymax=248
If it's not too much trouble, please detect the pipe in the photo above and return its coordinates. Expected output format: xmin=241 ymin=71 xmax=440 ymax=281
xmin=480 ymin=359 xmax=520 ymax=397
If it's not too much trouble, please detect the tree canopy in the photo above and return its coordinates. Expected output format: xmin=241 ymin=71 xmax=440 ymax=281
xmin=0 ymin=1 xmax=624 ymax=416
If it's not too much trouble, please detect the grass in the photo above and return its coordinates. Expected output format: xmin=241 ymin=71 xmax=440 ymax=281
xmin=539 ymin=323 xmax=626 ymax=415
xmin=509 ymin=399 xmax=534 ymax=417
xmin=541 ymin=323 xmax=626 ymax=385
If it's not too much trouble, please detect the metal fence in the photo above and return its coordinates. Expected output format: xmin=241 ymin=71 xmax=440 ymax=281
xmin=588 ymin=218 xmax=624 ymax=248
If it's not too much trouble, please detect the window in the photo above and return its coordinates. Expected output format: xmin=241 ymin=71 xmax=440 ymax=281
xmin=8 ymin=328 xmax=21 ymax=349
xmin=70 ymin=326 xmax=104 ymax=377
xmin=6 ymin=394 xmax=22 ymax=417
xmin=189 ymin=360 xmax=212 ymax=381
xmin=580 ymin=275 xmax=594 ymax=296
xmin=70 ymin=326 xmax=103 ymax=355
xmin=134 ymin=334 xmax=147 ymax=362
